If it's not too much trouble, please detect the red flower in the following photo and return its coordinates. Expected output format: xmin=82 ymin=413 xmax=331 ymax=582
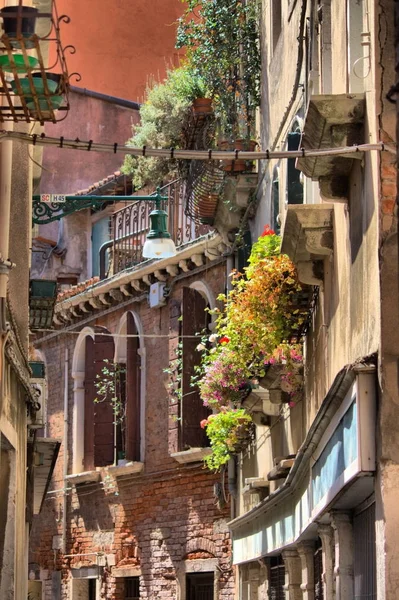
xmin=260 ymin=224 xmax=275 ymax=237
xmin=219 ymin=336 xmax=230 ymax=344
xmin=200 ymin=419 xmax=208 ymax=429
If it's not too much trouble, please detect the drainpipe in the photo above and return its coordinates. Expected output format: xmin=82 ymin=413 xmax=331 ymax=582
xmin=62 ymin=348 xmax=69 ymax=554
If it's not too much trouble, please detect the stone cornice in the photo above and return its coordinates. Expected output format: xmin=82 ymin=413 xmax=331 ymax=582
xmin=54 ymin=233 xmax=225 ymax=326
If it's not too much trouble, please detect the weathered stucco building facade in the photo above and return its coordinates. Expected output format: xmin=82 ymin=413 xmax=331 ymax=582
xmin=229 ymin=1 xmax=398 ymax=599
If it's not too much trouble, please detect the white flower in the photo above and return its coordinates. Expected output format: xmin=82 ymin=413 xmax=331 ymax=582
xmin=196 ymin=343 xmax=206 ymax=352
xmin=209 ymin=333 xmax=218 ymax=343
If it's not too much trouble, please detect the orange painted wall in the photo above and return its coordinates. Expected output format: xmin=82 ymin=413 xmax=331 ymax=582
xmin=54 ymin=0 xmax=185 ymax=102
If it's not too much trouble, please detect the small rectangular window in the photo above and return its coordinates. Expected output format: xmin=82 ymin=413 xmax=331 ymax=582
xmin=186 ymin=572 xmax=214 ymax=600
xmin=125 ymin=576 xmax=140 ymax=600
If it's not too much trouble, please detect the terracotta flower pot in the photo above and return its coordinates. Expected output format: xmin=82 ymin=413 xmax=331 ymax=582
xmin=1 ymin=5 xmax=38 ymax=48
xmin=192 ymin=97 xmax=213 ymax=116
xmin=219 ymin=139 xmax=258 ymax=173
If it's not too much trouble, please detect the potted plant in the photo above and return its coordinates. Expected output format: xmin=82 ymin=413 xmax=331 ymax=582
xmin=122 ymin=66 xmax=196 ymax=189
xmin=11 ymin=73 xmax=64 ymax=111
xmin=0 ymin=52 xmax=38 ymax=72
xmin=0 ymin=5 xmax=38 ymax=48
xmin=167 ymin=65 xmax=212 ymax=115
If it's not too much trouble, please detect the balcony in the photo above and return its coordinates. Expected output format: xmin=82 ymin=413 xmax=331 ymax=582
xmin=296 ymin=94 xmax=365 ymax=199
xmin=0 ymin=0 xmax=71 ymax=123
xmin=105 ymin=180 xmax=212 ymax=278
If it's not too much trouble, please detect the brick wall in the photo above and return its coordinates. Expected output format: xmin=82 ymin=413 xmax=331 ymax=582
xmin=29 ymin=261 xmax=235 ymax=598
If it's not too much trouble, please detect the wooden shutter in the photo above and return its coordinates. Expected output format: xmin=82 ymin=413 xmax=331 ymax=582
xmin=126 ymin=313 xmax=141 ymax=461
xmin=84 ymin=336 xmax=95 ymax=471
xmin=181 ymin=287 xmax=210 ymax=449
xmin=93 ymin=332 xmax=115 ymax=467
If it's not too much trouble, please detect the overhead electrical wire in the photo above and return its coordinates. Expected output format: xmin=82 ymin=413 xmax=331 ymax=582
xmin=0 ymin=129 xmax=393 ymax=160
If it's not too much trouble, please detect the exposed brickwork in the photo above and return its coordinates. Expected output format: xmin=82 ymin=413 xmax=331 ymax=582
xmin=29 ymin=262 xmax=234 ymax=599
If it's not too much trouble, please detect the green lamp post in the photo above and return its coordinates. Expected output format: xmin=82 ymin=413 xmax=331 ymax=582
xmin=143 ymin=193 xmax=176 ymax=259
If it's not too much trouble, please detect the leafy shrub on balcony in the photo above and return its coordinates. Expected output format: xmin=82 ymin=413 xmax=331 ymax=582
xmin=122 ymin=65 xmax=207 ymax=189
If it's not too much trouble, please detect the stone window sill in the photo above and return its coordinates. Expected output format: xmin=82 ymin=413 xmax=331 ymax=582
xmin=107 ymin=462 xmax=144 ymax=477
xmin=66 ymin=471 xmax=101 ymax=485
xmin=171 ymin=447 xmax=211 ymax=464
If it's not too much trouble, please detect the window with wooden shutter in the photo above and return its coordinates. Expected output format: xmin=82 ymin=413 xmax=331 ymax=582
xmin=84 ymin=331 xmax=115 ymax=470
xmin=126 ymin=313 xmax=141 ymax=462
xmin=181 ymin=287 xmax=211 ymax=450
xmin=93 ymin=331 xmax=115 ymax=467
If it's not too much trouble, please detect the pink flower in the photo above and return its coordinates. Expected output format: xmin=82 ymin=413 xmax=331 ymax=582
xmin=200 ymin=419 xmax=208 ymax=429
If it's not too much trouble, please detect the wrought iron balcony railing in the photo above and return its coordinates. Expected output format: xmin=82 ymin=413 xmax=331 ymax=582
xmin=109 ymin=180 xmax=212 ymax=277
xmin=0 ymin=0 xmax=75 ymax=123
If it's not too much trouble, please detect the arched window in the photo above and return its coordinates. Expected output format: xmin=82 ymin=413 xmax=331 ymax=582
xmin=115 ymin=311 xmax=145 ymax=463
xmin=71 ymin=326 xmax=115 ymax=473
xmin=179 ymin=283 xmax=215 ymax=450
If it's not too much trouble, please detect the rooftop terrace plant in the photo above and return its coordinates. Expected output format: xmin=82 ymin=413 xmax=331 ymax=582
xmin=122 ymin=65 xmax=207 ymax=189
xmin=176 ymin=0 xmax=261 ymax=139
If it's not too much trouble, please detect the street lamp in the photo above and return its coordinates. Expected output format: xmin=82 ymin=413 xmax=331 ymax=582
xmin=143 ymin=194 xmax=176 ymax=259
xmin=33 ymin=187 xmax=177 ymax=259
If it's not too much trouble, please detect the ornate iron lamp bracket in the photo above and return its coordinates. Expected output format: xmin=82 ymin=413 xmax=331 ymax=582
xmin=32 ymin=190 xmax=168 ymax=225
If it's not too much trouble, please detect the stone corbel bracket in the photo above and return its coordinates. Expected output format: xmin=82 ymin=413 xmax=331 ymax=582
xmin=297 ymin=94 xmax=365 ymax=200
xmin=281 ymin=204 xmax=334 ymax=286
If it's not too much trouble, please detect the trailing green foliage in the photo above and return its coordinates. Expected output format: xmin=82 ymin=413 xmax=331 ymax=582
xmin=176 ymin=0 xmax=261 ymax=137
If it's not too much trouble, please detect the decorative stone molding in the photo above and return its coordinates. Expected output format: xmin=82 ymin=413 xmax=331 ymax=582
xmin=53 ymin=234 xmax=225 ymax=326
xmin=331 ymin=511 xmax=354 ymax=600
xmin=166 ymin=264 xmax=179 ymax=277
xmin=282 ymin=549 xmax=302 ymax=600
xmin=178 ymin=259 xmax=190 ymax=272
xmin=109 ymin=289 xmax=124 ymax=303
xmin=318 ymin=524 xmax=335 ymax=600
xmin=242 ymin=388 xmax=281 ymax=417
xmin=154 ymin=269 xmax=167 ymax=281
xmin=99 ymin=293 xmax=111 ymax=305
xmin=191 ymin=254 xmax=204 ymax=267
xmin=297 ymin=541 xmax=315 ymax=600
xmin=120 ymin=284 xmax=134 ymax=297
xmin=281 ymin=204 xmax=334 ymax=285
xmin=297 ymin=94 xmax=365 ymax=194
xmin=88 ymin=297 xmax=103 ymax=310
